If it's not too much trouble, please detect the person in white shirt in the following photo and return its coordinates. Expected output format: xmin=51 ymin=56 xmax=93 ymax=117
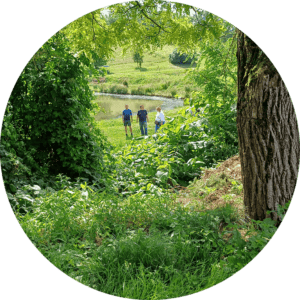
xmin=155 ymin=106 xmax=165 ymax=132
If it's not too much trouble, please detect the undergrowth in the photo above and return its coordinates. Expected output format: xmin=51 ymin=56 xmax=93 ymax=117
xmin=15 ymin=174 xmax=285 ymax=299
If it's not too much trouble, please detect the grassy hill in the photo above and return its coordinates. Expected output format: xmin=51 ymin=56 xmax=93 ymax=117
xmin=91 ymin=45 xmax=203 ymax=98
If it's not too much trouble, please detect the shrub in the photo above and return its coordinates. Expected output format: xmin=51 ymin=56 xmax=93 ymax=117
xmin=116 ymin=86 xmax=128 ymax=94
xmin=169 ymin=48 xmax=194 ymax=64
xmin=161 ymin=81 xmax=171 ymax=90
xmin=185 ymin=86 xmax=191 ymax=93
xmin=171 ymin=89 xmax=177 ymax=97
xmin=3 ymin=33 xmax=109 ymax=179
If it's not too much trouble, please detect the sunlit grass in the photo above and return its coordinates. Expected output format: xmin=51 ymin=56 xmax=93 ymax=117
xmin=96 ymin=106 xmax=185 ymax=150
xmin=16 ymin=152 xmax=280 ymax=300
xmin=91 ymin=45 xmax=205 ymax=98
xmin=17 ymin=183 xmax=240 ymax=299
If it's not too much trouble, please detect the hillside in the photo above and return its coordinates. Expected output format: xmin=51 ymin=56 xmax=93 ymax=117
xmin=90 ymin=45 xmax=204 ymax=98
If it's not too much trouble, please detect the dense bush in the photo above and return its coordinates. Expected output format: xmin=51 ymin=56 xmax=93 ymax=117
xmin=2 ymin=33 xmax=110 ymax=180
xmin=169 ymin=48 xmax=194 ymax=64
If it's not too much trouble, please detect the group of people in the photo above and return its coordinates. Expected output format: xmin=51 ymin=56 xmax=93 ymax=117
xmin=122 ymin=104 xmax=165 ymax=137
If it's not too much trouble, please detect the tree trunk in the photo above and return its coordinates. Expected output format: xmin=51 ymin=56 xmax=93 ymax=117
xmin=236 ymin=30 xmax=300 ymax=221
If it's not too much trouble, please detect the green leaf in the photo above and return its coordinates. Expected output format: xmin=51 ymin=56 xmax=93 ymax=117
xmin=9 ymin=184 xmax=17 ymax=193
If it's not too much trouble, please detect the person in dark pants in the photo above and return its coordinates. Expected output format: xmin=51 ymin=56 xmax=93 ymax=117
xmin=137 ymin=105 xmax=149 ymax=135
xmin=122 ymin=104 xmax=133 ymax=137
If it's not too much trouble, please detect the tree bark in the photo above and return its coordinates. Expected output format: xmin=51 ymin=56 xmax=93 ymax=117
xmin=236 ymin=30 xmax=300 ymax=221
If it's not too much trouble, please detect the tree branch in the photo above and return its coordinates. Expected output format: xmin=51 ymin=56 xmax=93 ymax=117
xmin=134 ymin=1 xmax=171 ymax=34
xmin=91 ymin=12 xmax=109 ymax=33
xmin=191 ymin=7 xmax=201 ymax=25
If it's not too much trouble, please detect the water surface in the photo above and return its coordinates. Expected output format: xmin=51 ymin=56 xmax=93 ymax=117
xmin=94 ymin=93 xmax=184 ymax=120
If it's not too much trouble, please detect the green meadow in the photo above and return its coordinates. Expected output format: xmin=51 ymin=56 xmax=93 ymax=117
xmin=91 ymin=45 xmax=203 ymax=98
xmin=96 ymin=106 xmax=184 ymax=150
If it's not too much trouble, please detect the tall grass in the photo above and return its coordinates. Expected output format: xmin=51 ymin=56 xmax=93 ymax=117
xmin=15 ymin=155 xmax=281 ymax=300
xmin=17 ymin=179 xmax=241 ymax=299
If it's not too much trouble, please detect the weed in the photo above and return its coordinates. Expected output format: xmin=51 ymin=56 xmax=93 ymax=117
xmin=185 ymin=86 xmax=191 ymax=93
xmin=116 ymin=86 xmax=128 ymax=94
xmin=109 ymin=85 xmax=118 ymax=93
xmin=231 ymin=181 xmax=243 ymax=195
xmin=131 ymin=86 xmax=145 ymax=95
xmin=170 ymin=89 xmax=177 ymax=97
xmin=161 ymin=81 xmax=171 ymax=90
xmin=145 ymin=86 xmax=155 ymax=95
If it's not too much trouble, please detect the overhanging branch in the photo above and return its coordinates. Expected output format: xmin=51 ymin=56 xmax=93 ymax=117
xmin=135 ymin=1 xmax=171 ymax=34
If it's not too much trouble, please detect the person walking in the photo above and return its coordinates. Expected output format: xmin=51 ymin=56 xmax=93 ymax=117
xmin=155 ymin=106 xmax=165 ymax=132
xmin=122 ymin=104 xmax=133 ymax=138
xmin=137 ymin=105 xmax=149 ymax=135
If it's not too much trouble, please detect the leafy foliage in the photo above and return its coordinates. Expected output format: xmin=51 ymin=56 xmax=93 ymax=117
xmin=3 ymin=33 xmax=110 ymax=180
xmin=189 ymin=37 xmax=237 ymax=105
xmin=187 ymin=36 xmax=238 ymax=158
xmin=62 ymin=2 xmax=227 ymax=59
xmin=16 ymin=172 xmax=284 ymax=298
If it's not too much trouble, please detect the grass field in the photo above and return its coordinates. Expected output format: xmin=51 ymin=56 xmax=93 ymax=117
xmin=96 ymin=106 xmax=185 ymax=150
xmin=90 ymin=45 xmax=203 ymax=98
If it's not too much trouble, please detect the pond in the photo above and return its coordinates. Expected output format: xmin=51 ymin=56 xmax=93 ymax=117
xmin=93 ymin=93 xmax=184 ymax=121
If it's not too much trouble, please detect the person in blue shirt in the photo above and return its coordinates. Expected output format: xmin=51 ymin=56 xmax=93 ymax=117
xmin=137 ymin=105 xmax=149 ymax=135
xmin=122 ymin=104 xmax=133 ymax=137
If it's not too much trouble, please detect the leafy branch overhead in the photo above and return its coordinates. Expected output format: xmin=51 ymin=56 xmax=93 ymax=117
xmin=62 ymin=1 xmax=227 ymax=59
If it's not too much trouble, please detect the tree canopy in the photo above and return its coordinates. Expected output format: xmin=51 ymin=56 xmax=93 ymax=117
xmin=62 ymin=1 xmax=230 ymax=62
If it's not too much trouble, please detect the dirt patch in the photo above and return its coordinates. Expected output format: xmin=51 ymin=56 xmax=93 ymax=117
xmin=175 ymin=155 xmax=256 ymax=242
xmin=176 ymin=155 xmax=245 ymax=215
xmin=201 ymin=155 xmax=241 ymax=183
xmin=95 ymin=234 xmax=103 ymax=246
